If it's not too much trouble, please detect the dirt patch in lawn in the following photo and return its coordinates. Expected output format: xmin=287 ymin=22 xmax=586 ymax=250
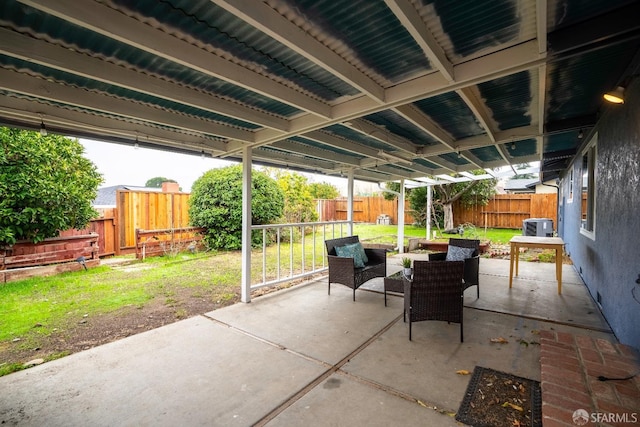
xmin=484 ymin=244 xmax=573 ymax=264
xmin=0 ymin=254 xmax=319 ymax=376
xmin=1 ymin=279 xmax=239 ymax=372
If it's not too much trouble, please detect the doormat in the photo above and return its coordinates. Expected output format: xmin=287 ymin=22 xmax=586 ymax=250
xmin=455 ymin=366 xmax=542 ymax=427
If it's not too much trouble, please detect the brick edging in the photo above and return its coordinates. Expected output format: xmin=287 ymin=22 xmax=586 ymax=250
xmin=540 ymin=330 xmax=640 ymax=426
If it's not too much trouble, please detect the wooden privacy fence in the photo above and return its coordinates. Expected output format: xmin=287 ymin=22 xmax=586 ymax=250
xmin=118 ymin=190 xmax=191 ymax=253
xmin=318 ymin=194 xmax=557 ymax=229
xmin=316 ymin=198 xmax=414 ymax=224
xmin=453 ymin=194 xmax=557 ymax=229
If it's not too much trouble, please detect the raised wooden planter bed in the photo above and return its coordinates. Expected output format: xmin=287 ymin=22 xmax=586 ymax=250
xmin=407 ymin=238 xmax=490 ymax=253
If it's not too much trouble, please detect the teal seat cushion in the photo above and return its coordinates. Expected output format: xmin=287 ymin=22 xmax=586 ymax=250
xmin=335 ymin=242 xmax=366 ymax=268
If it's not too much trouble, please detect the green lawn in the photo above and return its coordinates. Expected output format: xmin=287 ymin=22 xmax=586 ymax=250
xmin=352 ymin=224 xmax=520 ymax=245
xmin=1 ymin=224 xmax=521 ymax=376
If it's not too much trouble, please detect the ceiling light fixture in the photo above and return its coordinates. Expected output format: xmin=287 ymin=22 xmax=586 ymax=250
xmin=578 ymin=129 xmax=584 ymax=139
xmin=201 ymin=150 xmax=205 ymax=159
xmin=134 ymin=135 xmax=139 ymax=149
xmin=39 ymin=120 xmax=47 ymax=136
xmin=603 ymin=86 xmax=625 ymax=104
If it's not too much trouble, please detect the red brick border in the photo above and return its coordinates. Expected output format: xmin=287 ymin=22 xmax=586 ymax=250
xmin=540 ymin=331 xmax=640 ymax=426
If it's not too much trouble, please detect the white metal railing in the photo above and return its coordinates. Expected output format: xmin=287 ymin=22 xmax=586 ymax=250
xmin=250 ymin=220 xmax=351 ymax=290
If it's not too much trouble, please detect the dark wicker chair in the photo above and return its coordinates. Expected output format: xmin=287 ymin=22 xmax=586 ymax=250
xmin=403 ymin=260 xmax=465 ymax=342
xmin=428 ymin=238 xmax=480 ymax=298
xmin=325 ymin=236 xmax=387 ymax=301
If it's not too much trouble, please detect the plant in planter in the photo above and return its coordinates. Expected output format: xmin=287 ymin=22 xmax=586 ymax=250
xmin=401 ymin=257 xmax=412 ymax=277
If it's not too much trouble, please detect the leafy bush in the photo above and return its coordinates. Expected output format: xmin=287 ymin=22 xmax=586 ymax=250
xmin=274 ymin=171 xmax=318 ymax=223
xmin=0 ymin=127 xmax=102 ymax=246
xmin=188 ymin=165 xmax=284 ymax=250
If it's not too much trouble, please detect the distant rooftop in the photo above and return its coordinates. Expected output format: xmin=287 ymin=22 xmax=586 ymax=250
xmin=93 ymin=185 xmax=161 ymax=207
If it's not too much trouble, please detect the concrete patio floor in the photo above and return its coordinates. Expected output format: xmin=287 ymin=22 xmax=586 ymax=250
xmin=0 ymin=257 xmax=622 ymax=426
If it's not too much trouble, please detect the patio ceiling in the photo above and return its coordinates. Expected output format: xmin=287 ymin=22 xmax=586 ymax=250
xmin=1 ymin=0 xmax=639 ymax=184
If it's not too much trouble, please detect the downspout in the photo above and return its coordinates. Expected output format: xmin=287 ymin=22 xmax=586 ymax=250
xmin=540 ymin=172 xmax=560 ymax=236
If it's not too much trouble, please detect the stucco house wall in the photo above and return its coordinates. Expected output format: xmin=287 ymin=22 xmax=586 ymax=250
xmin=558 ymin=79 xmax=640 ymax=350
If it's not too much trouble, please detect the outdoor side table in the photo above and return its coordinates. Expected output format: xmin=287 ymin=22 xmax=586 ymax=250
xmin=383 ymin=271 xmax=406 ymax=306
xmin=509 ymin=236 xmax=565 ymax=294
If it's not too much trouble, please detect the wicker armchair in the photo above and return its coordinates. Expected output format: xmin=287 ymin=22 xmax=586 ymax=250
xmin=325 ymin=236 xmax=387 ymax=301
xmin=428 ymin=238 xmax=480 ymax=298
xmin=403 ymin=260 xmax=465 ymax=342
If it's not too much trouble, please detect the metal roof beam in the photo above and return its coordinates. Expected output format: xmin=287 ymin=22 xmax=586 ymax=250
xmin=385 ymin=0 xmax=454 ymax=82
xmin=0 ymin=28 xmax=292 ymax=133
xmin=0 ymin=68 xmax=255 ymax=142
xmin=455 ymin=87 xmax=497 ymax=142
xmin=18 ymin=0 xmax=333 ymax=119
xmin=393 ymin=104 xmax=454 ymax=147
xmin=252 ymin=149 xmax=335 ymax=171
xmin=215 ymin=0 xmax=385 ymax=103
xmin=270 ymin=140 xmax=361 ymax=167
xmin=303 ymin=130 xmax=384 ymax=159
xmin=536 ymin=0 xmax=547 ymax=55
xmin=0 ymin=100 xmax=230 ymax=154
xmin=249 ymin=41 xmax=544 ymax=151
xmin=343 ymin=119 xmax=417 ymax=155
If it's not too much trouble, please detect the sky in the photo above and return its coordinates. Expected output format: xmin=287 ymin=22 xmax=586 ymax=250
xmin=79 ymin=138 xmax=368 ymax=194
xmin=79 ymin=138 xmax=534 ymax=194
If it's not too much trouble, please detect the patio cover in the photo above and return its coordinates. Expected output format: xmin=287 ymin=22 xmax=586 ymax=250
xmin=1 ymin=0 xmax=639 ymax=185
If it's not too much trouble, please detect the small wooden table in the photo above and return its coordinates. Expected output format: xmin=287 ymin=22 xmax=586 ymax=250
xmin=509 ymin=236 xmax=565 ymax=294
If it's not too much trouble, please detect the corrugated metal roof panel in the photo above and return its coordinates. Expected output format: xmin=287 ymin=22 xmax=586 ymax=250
xmin=114 ymin=0 xmax=360 ymax=101
xmin=415 ymin=0 xmax=537 ymax=63
xmin=478 ymin=70 xmax=533 ymax=131
xmin=0 ymin=89 xmax=229 ymax=141
xmin=324 ymin=125 xmax=392 ymax=151
xmin=274 ymin=0 xmax=432 ymax=85
xmin=438 ymin=153 xmax=469 ymax=166
xmin=0 ymin=55 xmax=260 ymax=130
xmin=504 ymin=138 xmax=538 ymax=157
xmin=546 ymin=39 xmax=639 ymax=122
xmin=413 ymin=92 xmax=484 ymax=139
xmin=469 ymin=145 xmax=503 ymax=162
xmin=414 ymin=158 xmax=441 ymax=169
xmin=544 ymin=132 xmax=581 ymax=154
xmin=288 ymin=136 xmax=366 ymax=159
xmin=363 ymin=111 xmax=440 ymax=147
xmin=1 ymin=0 xmax=303 ymax=118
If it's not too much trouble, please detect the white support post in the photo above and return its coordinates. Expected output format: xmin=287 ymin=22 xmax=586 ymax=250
xmin=398 ymin=179 xmax=405 ymax=253
xmin=241 ymin=147 xmax=252 ymax=303
xmin=426 ymin=185 xmax=433 ymax=240
xmin=347 ymin=170 xmax=354 ymax=236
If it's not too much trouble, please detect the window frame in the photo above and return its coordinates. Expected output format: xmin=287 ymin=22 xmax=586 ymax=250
xmin=580 ymin=133 xmax=597 ymax=240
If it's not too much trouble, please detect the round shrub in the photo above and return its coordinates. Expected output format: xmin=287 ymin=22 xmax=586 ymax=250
xmin=188 ymin=165 xmax=284 ymax=250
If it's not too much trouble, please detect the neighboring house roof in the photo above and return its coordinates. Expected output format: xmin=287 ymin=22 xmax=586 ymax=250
xmin=93 ymin=185 xmax=161 ymax=207
xmin=504 ymin=178 xmax=539 ymax=193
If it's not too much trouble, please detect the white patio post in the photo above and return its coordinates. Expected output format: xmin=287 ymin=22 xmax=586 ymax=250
xmin=347 ymin=169 xmax=354 ymax=236
xmin=397 ymin=179 xmax=405 ymax=253
xmin=426 ymin=184 xmax=432 ymax=240
xmin=241 ymin=146 xmax=252 ymax=303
